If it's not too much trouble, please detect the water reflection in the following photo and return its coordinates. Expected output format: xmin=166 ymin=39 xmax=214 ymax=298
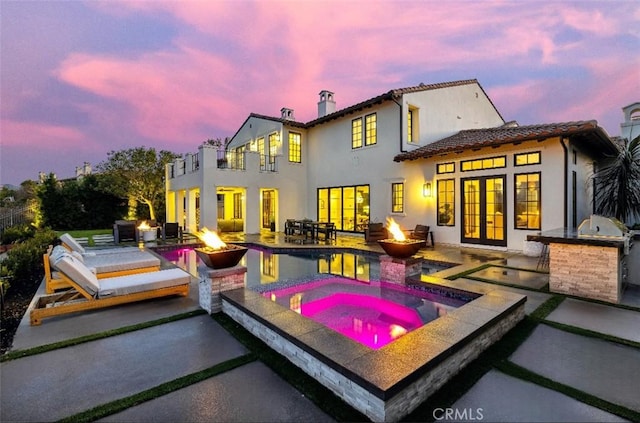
xmin=160 ymin=247 xmax=379 ymax=288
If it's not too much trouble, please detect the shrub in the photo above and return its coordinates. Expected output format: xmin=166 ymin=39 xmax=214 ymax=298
xmin=1 ymin=224 xmax=36 ymax=245
xmin=0 ymin=228 xmax=58 ymax=296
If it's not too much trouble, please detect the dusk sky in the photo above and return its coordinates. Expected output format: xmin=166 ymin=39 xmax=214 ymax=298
xmin=1 ymin=1 xmax=638 ymax=186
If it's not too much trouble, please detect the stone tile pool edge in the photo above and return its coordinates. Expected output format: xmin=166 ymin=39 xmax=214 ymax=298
xmin=222 ymin=280 xmax=526 ymax=422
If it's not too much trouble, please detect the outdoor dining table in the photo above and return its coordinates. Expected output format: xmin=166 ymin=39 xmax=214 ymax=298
xmin=286 ymin=220 xmax=334 ymax=241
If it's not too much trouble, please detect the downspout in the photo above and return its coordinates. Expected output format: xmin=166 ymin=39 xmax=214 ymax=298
xmin=391 ymin=96 xmax=407 ymax=153
xmin=560 ymin=137 xmax=568 ymax=228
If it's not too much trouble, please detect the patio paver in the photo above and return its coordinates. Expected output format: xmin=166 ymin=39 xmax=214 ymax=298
xmin=546 ymin=298 xmax=640 ymax=343
xmin=465 ymin=265 xmax=549 ymax=289
xmin=455 ymin=277 xmax=552 ymax=315
xmin=509 ymin=324 xmax=640 ymax=412
xmin=452 ymin=369 xmax=627 ymax=422
xmin=1 ymin=315 xmax=247 ymax=422
xmin=101 ymin=361 xmax=334 ymax=422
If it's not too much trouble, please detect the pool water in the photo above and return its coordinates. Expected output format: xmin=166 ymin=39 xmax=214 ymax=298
xmin=159 ymin=246 xmax=450 ymax=287
xmin=262 ymin=277 xmax=467 ymax=349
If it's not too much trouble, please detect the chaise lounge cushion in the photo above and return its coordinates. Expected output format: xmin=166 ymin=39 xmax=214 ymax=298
xmin=98 ymin=268 xmax=191 ymax=297
xmin=83 ymin=251 xmax=161 ymax=274
xmin=60 ymin=233 xmax=141 ymax=256
xmin=52 ymin=255 xmax=100 ymax=296
xmin=60 ymin=233 xmax=86 ymax=254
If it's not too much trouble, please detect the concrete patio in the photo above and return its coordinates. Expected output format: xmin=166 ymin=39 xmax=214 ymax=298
xmin=1 ymin=232 xmax=639 ymax=422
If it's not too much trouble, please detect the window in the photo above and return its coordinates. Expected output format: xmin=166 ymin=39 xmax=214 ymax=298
xmin=461 ymin=156 xmax=506 ymax=171
xmin=437 ymin=162 xmax=455 ymax=174
xmin=437 ymin=179 xmax=455 ymax=226
xmin=257 ymin=137 xmax=265 ymax=167
xmin=391 ymin=182 xmax=404 ymax=213
xmin=352 ymin=119 xmax=363 ymax=148
xmin=514 ymin=152 xmax=541 ymax=166
xmin=515 ymin=172 xmax=541 ymax=229
xmin=288 ymin=132 xmax=301 ymax=163
xmin=233 ymin=193 xmax=242 ymax=219
xmin=268 ymin=133 xmax=279 ymax=164
xmin=407 ymin=109 xmax=415 ymax=143
xmin=317 ymin=185 xmax=370 ymax=232
xmin=365 ymin=113 xmax=377 ymax=146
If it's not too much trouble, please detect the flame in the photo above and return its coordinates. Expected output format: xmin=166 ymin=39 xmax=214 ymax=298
xmin=386 ymin=217 xmax=406 ymax=241
xmin=196 ymin=227 xmax=227 ymax=250
xmin=138 ymin=220 xmax=151 ymax=230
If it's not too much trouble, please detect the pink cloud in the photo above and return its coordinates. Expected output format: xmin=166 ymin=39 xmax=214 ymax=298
xmin=0 ymin=119 xmax=88 ymax=148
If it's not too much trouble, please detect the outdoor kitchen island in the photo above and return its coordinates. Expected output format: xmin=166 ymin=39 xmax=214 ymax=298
xmin=528 ymin=216 xmax=633 ymax=304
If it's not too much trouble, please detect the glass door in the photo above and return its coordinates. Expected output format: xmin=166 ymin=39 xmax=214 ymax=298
xmin=461 ymin=176 xmax=506 ymax=246
xmin=262 ymin=190 xmax=275 ymax=229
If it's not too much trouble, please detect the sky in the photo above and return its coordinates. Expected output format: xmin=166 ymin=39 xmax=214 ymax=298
xmin=1 ymin=0 xmax=639 ymax=186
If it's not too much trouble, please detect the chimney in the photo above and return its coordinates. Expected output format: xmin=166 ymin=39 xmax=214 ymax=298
xmin=317 ymin=90 xmax=336 ymax=118
xmin=83 ymin=162 xmax=92 ymax=175
xmin=281 ymin=107 xmax=295 ymax=121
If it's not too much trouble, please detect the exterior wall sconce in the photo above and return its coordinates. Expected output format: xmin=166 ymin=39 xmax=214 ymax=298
xmin=423 ymin=182 xmax=432 ymax=197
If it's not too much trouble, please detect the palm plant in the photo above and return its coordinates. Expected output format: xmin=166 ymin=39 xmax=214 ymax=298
xmin=593 ymin=135 xmax=640 ymax=224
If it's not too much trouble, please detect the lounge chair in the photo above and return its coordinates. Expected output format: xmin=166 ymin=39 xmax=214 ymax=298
xmin=31 ymin=253 xmax=191 ymax=325
xmin=60 ymin=233 xmax=141 ymax=256
xmin=406 ymin=224 xmax=434 ymax=247
xmin=45 ymin=245 xmax=162 ymax=293
xmin=162 ymin=222 xmax=182 ymax=240
xmin=364 ymin=223 xmax=388 ymax=243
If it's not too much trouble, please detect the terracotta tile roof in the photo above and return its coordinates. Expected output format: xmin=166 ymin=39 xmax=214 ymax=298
xmin=393 ymin=120 xmax=617 ymax=162
xmin=306 ymin=79 xmax=486 ymax=127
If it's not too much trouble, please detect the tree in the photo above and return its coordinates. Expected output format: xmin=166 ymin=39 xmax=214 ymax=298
xmin=593 ymin=135 xmax=640 ymax=224
xmin=97 ymin=147 xmax=179 ymax=221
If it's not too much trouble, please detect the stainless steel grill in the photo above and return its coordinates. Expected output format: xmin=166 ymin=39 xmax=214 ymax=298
xmin=578 ymin=214 xmax=632 ymax=254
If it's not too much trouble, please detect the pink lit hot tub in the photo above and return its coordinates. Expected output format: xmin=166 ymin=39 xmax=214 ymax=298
xmin=262 ymin=277 xmax=468 ymax=349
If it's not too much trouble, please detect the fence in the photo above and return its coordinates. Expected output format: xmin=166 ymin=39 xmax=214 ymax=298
xmin=0 ymin=204 xmax=37 ymax=236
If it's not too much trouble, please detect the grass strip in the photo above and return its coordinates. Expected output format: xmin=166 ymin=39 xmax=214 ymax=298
xmin=461 ymin=275 xmax=549 ymax=293
xmin=495 ymin=361 xmax=640 ymax=422
xmin=1 ymin=309 xmax=206 ymax=362
xmin=541 ymin=320 xmax=640 ymax=349
xmin=444 ymin=263 xmax=492 ymax=280
xmin=58 ymin=353 xmax=257 ymax=423
xmin=212 ymin=312 xmax=368 ymax=422
xmin=489 ymin=263 xmax=549 ymax=274
xmin=529 ymin=295 xmax=564 ymax=321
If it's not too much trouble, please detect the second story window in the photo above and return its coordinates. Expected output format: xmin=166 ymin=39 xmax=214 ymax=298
xmin=352 ymin=118 xmax=363 ymax=148
xmin=268 ymin=132 xmax=279 ymax=164
xmin=407 ymin=107 xmax=418 ymax=143
xmin=289 ymin=132 xmax=301 ymax=163
xmin=352 ymin=113 xmax=378 ymax=149
xmin=365 ymin=113 xmax=377 ymax=146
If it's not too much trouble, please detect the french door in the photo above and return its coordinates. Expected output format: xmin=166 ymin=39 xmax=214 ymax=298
xmin=461 ymin=175 xmax=506 ymax=246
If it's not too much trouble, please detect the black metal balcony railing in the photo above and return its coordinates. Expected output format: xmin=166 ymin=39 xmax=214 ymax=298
xmin=217 ymin=151 xmax=246 ymax=170
xmin=260 ymin=155 xmax=278 ymax=172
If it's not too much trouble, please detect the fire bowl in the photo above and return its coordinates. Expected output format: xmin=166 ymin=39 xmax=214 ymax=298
xmin=377 ymin=239 xmax=425 ymax=259
xmin=195 ymin=245 xmax=248 ymax=269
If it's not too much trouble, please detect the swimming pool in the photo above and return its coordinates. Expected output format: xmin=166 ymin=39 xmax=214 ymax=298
xmin=158 ymin=245 xmax=452 ymax=288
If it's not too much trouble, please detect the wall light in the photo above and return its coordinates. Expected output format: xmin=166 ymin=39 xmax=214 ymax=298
xmin=423 ymin=182 xmax=432 ymax=197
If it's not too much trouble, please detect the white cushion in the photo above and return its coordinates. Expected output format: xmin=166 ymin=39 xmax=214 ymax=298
xmin=60 ymin=233 xmax=86 ymax=254
xmin=83 ymin=251 xmax=160 ymax=274
xmin=52 ymin=255 xmax=100 ymax=296
xmin=98 ymin=268 xmax=191 ymax=297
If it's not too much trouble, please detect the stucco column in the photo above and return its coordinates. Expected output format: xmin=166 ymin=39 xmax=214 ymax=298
xmin=245 ymin=186 xmax=261 ymax=234
xmin=199 ymin=184 xmax=218 ymax=230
